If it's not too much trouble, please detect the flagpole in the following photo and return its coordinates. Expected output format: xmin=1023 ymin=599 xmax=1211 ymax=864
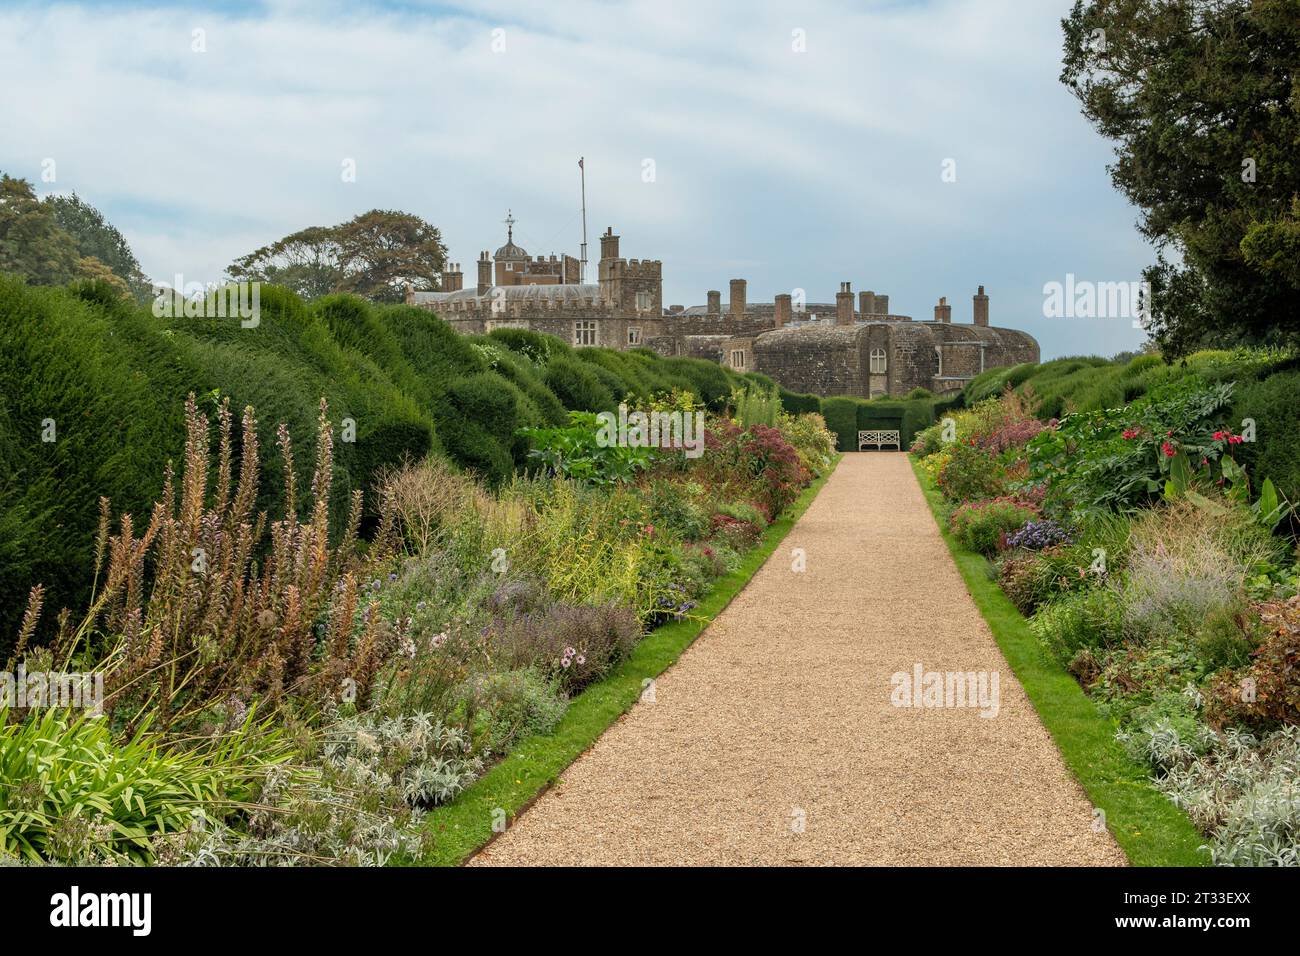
xmin=579 ymin=156 xmax=588 ymax=284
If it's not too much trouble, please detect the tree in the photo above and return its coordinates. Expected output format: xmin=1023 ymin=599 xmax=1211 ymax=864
xmin=1061 ymin=0 xmax=1300 ymax=357
xmin=45 ymin=191 xmax=151 ymax=301
xmin=228 ymin=210 xmax=446 ymax=302
xmin=0 ymin=174 xmax=79 ymax=285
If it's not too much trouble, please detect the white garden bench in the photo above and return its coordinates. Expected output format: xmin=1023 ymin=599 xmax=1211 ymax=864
xmin=858 ymin=429 xmax=901 ymax=451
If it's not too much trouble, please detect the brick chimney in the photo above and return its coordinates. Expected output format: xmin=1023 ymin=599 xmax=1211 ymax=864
xmin=729 ymin=279 xmax=747 ymax=318
xmin=706 ymin=290 xmax=721 ymax=315
xmin=476 ymin=252 xmax=492 ymax=295
xmin=836 ymin=281 xmax=854 ymax=326
xmin=973 ymin=285 xmax=989 ymax=326
xmin=876 ymin=294 xmax=890 ymax=316
xmin=859 ymin=289 xmax=876 ymax=316
xmin=934 ymin=296 xmax=952 ymax=323
xmin=600 ymin=226 xmax=620 ymax=262
xmin=774 ymin=293 xmax=792 ymax=329
xmin=442 ymin=262 xmax=462 ymax=293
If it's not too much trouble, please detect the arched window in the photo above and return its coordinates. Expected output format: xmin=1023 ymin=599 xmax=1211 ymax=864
xmin=869 ymin=348 xmax=888 ymax=374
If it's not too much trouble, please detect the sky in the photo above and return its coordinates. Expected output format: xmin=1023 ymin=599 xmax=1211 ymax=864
xmin=0 ymin=0 xmax=1155 ymax=359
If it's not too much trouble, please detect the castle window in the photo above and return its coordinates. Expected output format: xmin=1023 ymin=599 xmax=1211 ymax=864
xmin=870 ymin=348 xmax=888 ymax=374
xmin=636 ymin=291 xmax=651 ymax=312
xmin=627 ymin=327 xmax=642 ymax=346
xmin=573 ymin=320 xmax=597 ymax=347
xmin=730 ymin=349 xmax=746 ymax=370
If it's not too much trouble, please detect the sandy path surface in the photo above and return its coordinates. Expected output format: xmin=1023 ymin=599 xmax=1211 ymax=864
xmin=471 ymin=454 xmax=1126 ymax=866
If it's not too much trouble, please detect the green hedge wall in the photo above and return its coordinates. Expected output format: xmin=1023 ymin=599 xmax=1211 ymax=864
xmin=0 ymin=281 xmax=764 ymax=654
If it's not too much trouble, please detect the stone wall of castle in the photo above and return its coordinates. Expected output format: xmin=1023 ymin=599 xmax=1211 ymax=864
xmin=414 ymin=220 xmax=1041 ymax=399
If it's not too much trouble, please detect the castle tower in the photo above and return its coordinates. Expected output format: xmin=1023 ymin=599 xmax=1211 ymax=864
xmin=442 ymin=262 xmax=463 ymax=293
xmin=973 ymin=285 xmax=989 ymax=327
xmin=477 ymin=252 xmax=492 ymax=295
xmin=774 ymin=293 xmax=792 ymax=329
xmin=836 ymin=281 xmax=854 ymax=326
xmin=598 ymin=226 xmax=623 ymax=308
xmin=707 ymin=290 xmax=721 ymax=315
xmin=934 ymin=296 xmax=952 ymax=323
xmin=730 ymin=279 xmax=747 ymax=318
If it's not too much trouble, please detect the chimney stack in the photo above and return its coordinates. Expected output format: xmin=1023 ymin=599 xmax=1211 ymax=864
xmin=973 ymin=285 xmax=989 ymax=326
xmin=774 ymin=293 xmax=792 ymax=328
xmin=876 ymin=294 xmax=890 ymax=316
xmin=442 ymin=263 xmax=463 ymax=293
xmin=836 ymin=281 xmax=855 ymax=326
xmin=730 ymin=279 xmax=747 ymax=318
xmin=706 ymin=290 xmax=721 ymax=315
xmin=934 ymin=296 xmax=952 ymax=323
xmin=600 ymin=227 xmax=620 ymax=261
xmin=476 ymin=252 xmax=492 ymax=295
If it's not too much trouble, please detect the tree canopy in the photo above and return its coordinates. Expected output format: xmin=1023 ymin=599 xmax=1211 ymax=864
xmin=45 ymin=191 xmax=151 ymax=301
xmin=1061 ymin=0 xmax=1300 ymax=357
xmin=227 ymin=209 xmax=447 ymax=302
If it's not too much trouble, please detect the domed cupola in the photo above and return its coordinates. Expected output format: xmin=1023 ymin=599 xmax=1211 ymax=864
xmin=493 ymin=210 xmax=528 ymax=261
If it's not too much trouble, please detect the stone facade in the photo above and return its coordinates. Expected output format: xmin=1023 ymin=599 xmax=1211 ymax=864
xmin=409 ymin=217 xmax=1039 ymax=397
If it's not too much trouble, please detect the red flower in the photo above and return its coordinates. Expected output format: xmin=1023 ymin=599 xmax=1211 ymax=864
xmin=1161 ymin=441 xmax=1176 ymax=457
xmin=1212 ymin=431 xmax=1225 ymax=440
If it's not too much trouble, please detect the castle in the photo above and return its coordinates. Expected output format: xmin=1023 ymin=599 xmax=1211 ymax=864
xmin=409 ymin=216 xmax=1039 ymax=398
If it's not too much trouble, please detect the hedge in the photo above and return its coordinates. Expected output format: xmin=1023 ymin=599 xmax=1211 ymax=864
xmin=779 ymin=388 xmax=822 ymax=415
xmin=0 ymin=281 xmax=760 ymax=654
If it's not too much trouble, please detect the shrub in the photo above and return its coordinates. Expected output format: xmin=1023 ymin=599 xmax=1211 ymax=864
xmin=485 ymin=602 xmax=641 ymax=695
xmin=731 ymin=383 xmax=782 ymax=427
xmin=776 ymin=412 xmax=836 ymax=476
xmin=779 ymin=389 xmax=821 ymax=415
xmin=321 ymin=712 xmax=482 ymax=807
xmin=820 ymin=397 xmax=859 ymax=451
xmin=518 ymin=411 xmax=654 ymax=486
xmin=949 ymin=498 xmax=1038 ymax=555
xmin=1031 ymin=587 xmax=1123 ymax=667
xmin=1117 ymin=500 xmax=1277 ymax=643
xmin=439 ymin=372 xmax=520 ymax=483
xmin=1207 ymin=594 xmax=1300 ymax=730
xmin=542 ymin=356 xmax=616 ymax=413
xmin=646 ymin=480 xmax=710 ymax=541
xmin=449 ymin=668 xmax=568 ymax=754
xmin=1231 ymin=369 xmax=1300 ymax=505
xmin=936 ymin=442 xmax=1006 ymax=502
xmin=1005 ymin=518 xmax=1073 ymax=551
xmin=1147 ymin=722 xmax=1300 ymax=866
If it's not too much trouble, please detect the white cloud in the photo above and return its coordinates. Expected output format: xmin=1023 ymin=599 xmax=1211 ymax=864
xmin=0 ymin=0 xmax=1151 ymax=357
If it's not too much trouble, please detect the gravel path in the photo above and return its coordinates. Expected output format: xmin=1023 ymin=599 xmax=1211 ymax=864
xmin=471 ymin=454 xmax=1127 ymax=866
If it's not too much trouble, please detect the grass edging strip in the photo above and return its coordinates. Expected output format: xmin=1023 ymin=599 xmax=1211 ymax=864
xmin=910 ymin=456 xmax=1209 ymax=867
xmin=409 ymin=457 xmax=840 ymax=866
